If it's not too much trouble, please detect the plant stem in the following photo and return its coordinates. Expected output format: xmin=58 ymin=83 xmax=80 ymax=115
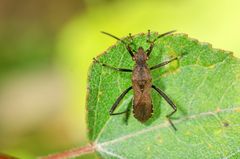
xmin=39 ymin=144 xmax=96 ymax=159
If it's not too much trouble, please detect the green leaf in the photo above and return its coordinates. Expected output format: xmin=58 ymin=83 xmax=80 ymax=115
xmin=87 ymin=32 xmax=240 ymax=159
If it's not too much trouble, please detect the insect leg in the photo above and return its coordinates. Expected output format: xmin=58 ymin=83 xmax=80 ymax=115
xmin=146 ymin=30 xmax=154 ymax=57
xmin=124 ymin=98 xmax=133 ymax=125
xmin=101 ymin=31 xmax=135 ymax=57
xmin=93 ymin=58 xmax=132 ymax=72
xmin=150 ymin=56 xmax=178 ymax=70
xmin=128 ymin=33 xmax=137 ymax=52
xmin=110 ymin=86 xmax=133 ymax=115
xmin=152 ymin=85 xmax=177 ymax=131
xmin=129 ymin=33 xmax=134 ymax=43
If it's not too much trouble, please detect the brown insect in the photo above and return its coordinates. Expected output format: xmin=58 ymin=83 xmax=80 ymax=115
xmin=94 ymin=30 xmax=180 ymax=130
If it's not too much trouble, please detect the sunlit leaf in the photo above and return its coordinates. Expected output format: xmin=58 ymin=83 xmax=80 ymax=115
xmin=87 ymin=32 xmax=240 ymax=159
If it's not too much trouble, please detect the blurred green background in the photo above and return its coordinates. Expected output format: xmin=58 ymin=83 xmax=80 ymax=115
xmin=0 ymin=0 xmax=240 ymax=158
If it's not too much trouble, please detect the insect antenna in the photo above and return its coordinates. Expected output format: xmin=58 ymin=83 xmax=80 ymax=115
xmin=101 ymin=31 xmax=127 ymax=45
xmin=101 ymin=31 xmax=135 ymax=57
xmin=153 ymin=30 xmax=177 ymax=42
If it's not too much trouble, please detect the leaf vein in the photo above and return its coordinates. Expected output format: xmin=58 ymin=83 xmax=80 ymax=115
xmin=97 ymin=106 xmax=239 ymax=146
xmin=97 ymin=144 xmax=126 ymax=159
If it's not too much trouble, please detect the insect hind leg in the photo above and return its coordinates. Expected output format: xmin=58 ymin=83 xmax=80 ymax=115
xmin=152 ymin=85 xmax=177 ymax=131
xmin=166 ymin=110 xmax=177 ymax=131
xmin=109 ymin=86 xmax=132 ymax=115
xmin=124 ymin=98 xmax=133 ymax=125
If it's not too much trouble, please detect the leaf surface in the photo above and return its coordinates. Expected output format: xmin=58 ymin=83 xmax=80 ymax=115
xmin=87 ymin=32 xmax=240 ymax=159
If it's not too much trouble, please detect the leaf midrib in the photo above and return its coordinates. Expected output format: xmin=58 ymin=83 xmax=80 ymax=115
xmin=96 ymin=106 xmax=239 ymax=146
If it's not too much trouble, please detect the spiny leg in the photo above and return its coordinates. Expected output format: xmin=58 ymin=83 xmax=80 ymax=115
xmin=147 ymin=30 xmax=177 ymax=57
xmin=93 ymin=58 xmax=132 ymax=72
xmin=101 ymin=31 xmax=135 ymax=57
xmin=152 ymin=85 xmax=177 ymax=131
xmin=110 ymin=86 xmax=133 ymax=115
xmin=150 ymin=56 xmax=179 ymax=70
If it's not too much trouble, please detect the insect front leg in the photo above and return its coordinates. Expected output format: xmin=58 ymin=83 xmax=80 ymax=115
xmin=93 ymin=58 xmax=132 ymax=72
xmin=152 ymin=85 xmax=177 ymax=131
xmin=146 ymin=30 xmax=176 ymax=57
xmin=146 ymin=30 xmax=154 ymax=57
xmin=127 ymin=33 xmax=137 ymax=54
xmin=128 ymin=33 xmax=134 ymax=45
xmin=121 ymin=32 xmax=138 ymax=58
xmin=110 ymin=86 xmax=132 ymax=115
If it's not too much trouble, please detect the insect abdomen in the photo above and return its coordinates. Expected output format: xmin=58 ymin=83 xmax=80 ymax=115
xmin=132 ymin=64 xmax=153 ymax=122
xmin=133 ymin=100 xmax=153 ymax=122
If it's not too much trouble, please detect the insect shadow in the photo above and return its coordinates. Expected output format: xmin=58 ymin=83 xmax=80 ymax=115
xmin=94 ymin=30 xmax=183 ymax=130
